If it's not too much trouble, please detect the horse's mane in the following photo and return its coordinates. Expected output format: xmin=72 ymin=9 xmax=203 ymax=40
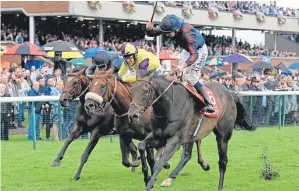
xmin=94 ymin=69 xmax=133 ymax=89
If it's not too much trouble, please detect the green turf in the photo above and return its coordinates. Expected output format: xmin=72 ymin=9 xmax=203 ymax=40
xmin=2 ymin=127 xmax=299 ymax=191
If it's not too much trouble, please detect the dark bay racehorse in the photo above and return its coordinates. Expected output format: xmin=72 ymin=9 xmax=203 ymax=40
xmin=128 ymin=71 xmax=255 ymax=191
xmin=84 ymin=70 xmax=177 ymax=179
xmin=51 ymin=67 xmax=138 ymax=180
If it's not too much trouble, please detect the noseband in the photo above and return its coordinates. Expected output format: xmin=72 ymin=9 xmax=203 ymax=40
xmin=91 ymin=75 xmax=117 ymax=112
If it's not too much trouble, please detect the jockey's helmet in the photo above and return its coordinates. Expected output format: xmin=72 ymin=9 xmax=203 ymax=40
xmin=94 ymin=51 xmax=111 ymax=69
xmin=158 ymin=14 xmax=183 ymax=33
xmin=120 ymin=43 xmax=138 ymax=58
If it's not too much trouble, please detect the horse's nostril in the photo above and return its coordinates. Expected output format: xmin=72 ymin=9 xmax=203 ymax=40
xmin=132 ymin=114 xmax=139 ymax=120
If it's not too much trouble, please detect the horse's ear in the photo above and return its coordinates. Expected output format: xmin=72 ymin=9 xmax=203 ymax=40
xmin=148 ymin=69 xmax=157 ymax=79
xmin=136 ymin=71 xmax=143 ymax=80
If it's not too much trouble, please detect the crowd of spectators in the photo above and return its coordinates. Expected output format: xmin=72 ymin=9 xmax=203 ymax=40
xmin=1 ymin=26 xmax=297 ymax=58
xmin=140 ymin=1 xmax=299 ymax=18
xmin=0 ymin=64 xmax=80 ymax=141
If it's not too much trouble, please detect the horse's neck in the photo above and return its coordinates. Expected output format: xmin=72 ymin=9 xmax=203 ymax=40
xmin=109 ymin=78 xmax=131 ymax=115
xmin=152 ymin=78 xmax=174 ymax=117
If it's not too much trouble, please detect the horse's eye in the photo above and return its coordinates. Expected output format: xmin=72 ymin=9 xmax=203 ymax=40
xmin=101 ymin=84 xmax=105 ymax=88
xmin=144 ymin=90 xmax=148 ymax=94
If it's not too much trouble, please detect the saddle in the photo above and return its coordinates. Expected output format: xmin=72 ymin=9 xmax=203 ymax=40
xmin=182 ymin=83 xmax=220 ymax=118
xmin=165 ymin=73 xmax=220 ymax=118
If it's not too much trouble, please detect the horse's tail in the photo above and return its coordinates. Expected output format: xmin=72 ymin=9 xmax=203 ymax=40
xmin=231 ymin=92 xmax=257 ymax=131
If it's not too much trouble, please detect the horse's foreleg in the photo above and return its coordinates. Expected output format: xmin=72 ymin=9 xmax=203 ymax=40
xmin=146 ymin=148 xmax=155 ymax=176
xmin=138 ymin=133 xmax=158 ymax=186
xmin=73 ymin=128 xmax=101 ymax=181
xmin=154 ymin=148 xmax=171 ymax=169
xmin=129 ymin=141 xmax=139 ymax=172
xmin=216 ymin=135 xmax=229 ymax=190
xmin=145 ymin=135 xmax=180 ymax=191
xmin=160 ymin=141 xmax=194 ymax=187
xmin=119 ymin=136 xmax=133 ymax=168
xmin=196 ymin=140 xmax=210 ymax=171
xmin=52 ymin=124 xmax=83 ymax=167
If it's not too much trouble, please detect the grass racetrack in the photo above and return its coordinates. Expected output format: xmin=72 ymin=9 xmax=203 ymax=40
xmin=2 ymin=127 xmax=299 ymax=191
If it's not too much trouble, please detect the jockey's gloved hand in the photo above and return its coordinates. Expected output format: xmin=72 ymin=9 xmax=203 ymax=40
xmin=175 ymin=62 xmax=187 ymax=74
xmin=146 ymin=22 xmax=153 ymax=30
xmin=116 ymin=75 xmax=123 ymax=82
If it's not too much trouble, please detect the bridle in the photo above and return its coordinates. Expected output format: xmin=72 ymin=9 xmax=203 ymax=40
xmin=130 ymin=79 xmax=175 ymax=118
xmin=63 ymin=74 xmax=90 ymax=100
xmin=90 ymin=75 xmax=117 ymax=112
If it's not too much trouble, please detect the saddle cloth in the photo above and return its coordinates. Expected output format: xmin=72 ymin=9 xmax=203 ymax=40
xmin=181 ymin=82 xmax=221 ymax=118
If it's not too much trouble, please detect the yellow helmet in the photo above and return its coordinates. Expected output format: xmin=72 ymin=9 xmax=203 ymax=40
xmin=120 ymin=43 xmax=138 ymax=58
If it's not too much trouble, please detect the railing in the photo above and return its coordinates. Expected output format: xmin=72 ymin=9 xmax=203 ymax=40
xmin=1 ymin=91 xmax=298 ymax=149
xmin=236 ymin=91 xmax=299 ymax=129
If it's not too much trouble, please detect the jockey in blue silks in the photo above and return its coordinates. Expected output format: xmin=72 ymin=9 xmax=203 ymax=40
xmin=146 ymin=14 xmax=215 ymax=113
xmin=88 ymin=50 xmax=124 ymax=75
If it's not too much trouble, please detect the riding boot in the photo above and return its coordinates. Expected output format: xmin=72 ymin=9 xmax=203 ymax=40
xmin=194 ymin=82 xmax=215 ymax=113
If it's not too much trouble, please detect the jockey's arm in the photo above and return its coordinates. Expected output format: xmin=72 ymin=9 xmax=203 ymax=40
xmin=118 ymin=59 xmax=150 ymax=83
xmin=146 ymin=27 xmax=162 ymax=37
xmin=185 ymin=33 xmax=199 ymax=67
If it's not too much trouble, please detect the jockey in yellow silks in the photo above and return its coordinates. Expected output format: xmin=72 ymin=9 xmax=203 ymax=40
xmin=117 ymin=43 xmax=161 ymax=83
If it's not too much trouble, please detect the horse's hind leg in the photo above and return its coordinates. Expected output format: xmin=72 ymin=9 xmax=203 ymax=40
xmin=52 ymin=124 xmax=83 ymax=167
xmin=129 ymin=141 xmax=139 ymax=172
xmin=160 ymin=141 xmax=194 ymax=187
xmin=214 ymin=127 xmax=233 ymax=190
xmin=196 ymin=140 xmax=210 ymax=171
xmin=73 ymin=128 xmax=101 ymax=181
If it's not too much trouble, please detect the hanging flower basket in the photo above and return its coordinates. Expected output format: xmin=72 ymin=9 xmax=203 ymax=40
xmin=182 ymin=4 xmax=194 ymax=18
xmin=87 ymin=1 xmax=101 ymax=9
xmin=256 ymin=12 xmax=266 ymax=22
xmin=122 ymin=1 xmax=136 ymax=13
xmin=277 ymin=15 xmax=286 ymax=25
xmin=233 ymin=10 xmax=243 ymax=20
xmin=156 ymin=2 xmax=165 ymax=14
xmin=208 ymin=7 xmax=219 ymax=20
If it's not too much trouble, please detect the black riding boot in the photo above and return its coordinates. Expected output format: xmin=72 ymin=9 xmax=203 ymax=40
xmin=194 ymin=82 xmax=215 ymax=113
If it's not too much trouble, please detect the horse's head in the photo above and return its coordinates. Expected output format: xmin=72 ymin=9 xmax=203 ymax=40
xmin=84 ymin=69 xmax=114 ymax=115
xmin=60 ymin=67 xmax=89 ymax=107
xmin=128 ymin=70 xmax=157 ymax=124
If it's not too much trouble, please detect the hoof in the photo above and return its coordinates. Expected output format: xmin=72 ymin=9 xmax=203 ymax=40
xmin=201 ymin=161 xmax=210 ymax=171
xmin=52 ymin=160 xmax=60 ymax=167
xmin=131 ymin=167 xmax=136 ymax=173
xmin=73 ymin=175 xmax=80 ymax=181
xmin=160 ymin=178 xmax=173 ymax=187
xmin=163 ymin=162 xmax=170 ymax=169
xmin=131 ymin=159 xmax=141 ymax=167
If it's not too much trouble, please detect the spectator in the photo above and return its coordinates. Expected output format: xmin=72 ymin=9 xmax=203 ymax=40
xmin=1 ymin=83 xmax=12 ymax=140
xmin=15 ymin=31 xmax=24 ymax=44
xmin=49 ymin=80 xmax=63 ymax=141
xmin=27 ymin=81 xmax=43 ymax=141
